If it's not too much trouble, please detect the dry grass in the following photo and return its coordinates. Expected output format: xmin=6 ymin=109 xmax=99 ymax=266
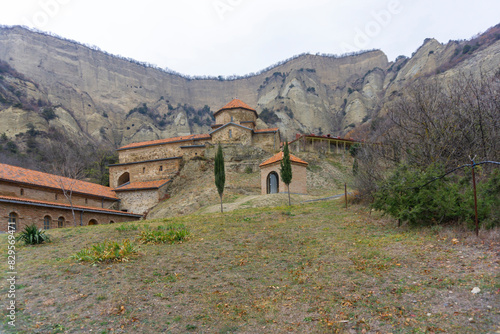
xmin=1 ymin=201 xmax=499 ymax=333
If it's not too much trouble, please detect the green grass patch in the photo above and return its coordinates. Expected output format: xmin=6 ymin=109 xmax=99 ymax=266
xmin=71 ymin=239 xmax=139 ymax=264
xmin=138 ymin=223 xmax=190 ymax=244
xmin=115 ymin=223 xmax=139 ymax=232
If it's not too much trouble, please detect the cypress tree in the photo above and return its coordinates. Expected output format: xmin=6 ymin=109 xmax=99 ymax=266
xmin=280 ymin=142 xmax=293 ymax=206
xmin=214 ymin=144 xmax=225 ymax=213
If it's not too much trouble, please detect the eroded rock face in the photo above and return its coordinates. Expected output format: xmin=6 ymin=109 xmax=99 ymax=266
xmin=0 ymin=25 xmax=499 ymax=148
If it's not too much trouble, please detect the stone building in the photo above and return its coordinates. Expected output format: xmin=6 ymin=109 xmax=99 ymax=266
xmin=259 ymin=152 xmax=308 ymax=195
xmin=110 ymin=99 xmax=281 ymax=213
xmin=0 ymin=163 xmax=141 ymax=233
xmin=289 ymin=133 xmax=358 ymax=154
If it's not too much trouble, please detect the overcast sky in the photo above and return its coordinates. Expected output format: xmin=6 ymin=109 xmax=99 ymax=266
xmin=1 ymin=0 xmax=499 ymax=77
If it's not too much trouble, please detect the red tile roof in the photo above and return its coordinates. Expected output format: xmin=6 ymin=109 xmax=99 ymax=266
xmin=0 ymin=163 xmax=118 ymax=199
xmin=220 ymin=99 xmax=255 ymax=111
xmin=214 ymin=99 xmax=258 ymax=117
xmin=0 ymin=195 xmax=141 ymax=217
xmin=118 ymin=134 xmax=211 ymax=150
xmin=259 ymin=152 xmax=308 ymax=168
xmin=114 ymin=180 xmax=171 ymax=192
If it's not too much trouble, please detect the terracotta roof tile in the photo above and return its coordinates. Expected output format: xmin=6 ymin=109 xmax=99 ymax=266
xmin=214 ymin=99 xmax=258 ymax=117
xmin=219 ymin=99 xmax=255 ymax=111
xmin=259 ymin=152 xmax=308 ymax=168
xmin=0 ymin=163 xmax=118 ymax=199
xmin=0 ymin=195 xmax=141 ymax=217
xmin=118 ymin=134 xmax=211 ymax=150
xmin=114 ymin=180 xmax=171 ymax=191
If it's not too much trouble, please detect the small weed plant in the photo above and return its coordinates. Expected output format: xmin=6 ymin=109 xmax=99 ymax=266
xmin=139 ymin=223 xmax=190 ymax=244
xmin=17 ymin=224 xmax=51 ymax=245
xmin=72 ymin=239 xmax=139 ymax=264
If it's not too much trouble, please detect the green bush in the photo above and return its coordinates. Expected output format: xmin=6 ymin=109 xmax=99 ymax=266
xmin=372 ymin=165 xmax=500 ymax=229
xmin=72 ymin=239 xmax=139 ymax=264
xmin=244 ymin=166 xmax=253 ymax=174
xmin=17 ymin=224 xmax=51 ymax=245
xmin=139 ymin=223 xmax=190 ymax=244
xmin=41 ymin=107 xmax=57 ymax=121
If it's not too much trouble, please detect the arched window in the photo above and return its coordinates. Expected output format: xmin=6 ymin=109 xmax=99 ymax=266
xmin=88 ymin=219 xmax=98 ymax=226
xmin=117 ymin=172 xmax=130 ymax=187
xmin=43 ymin=215 xmax=51 ymax=230
xmin=58 ymin=217 xmax=65 ymax=228
xmin=267 ymin=172 xmax=279 ymax=194
xmin=8 ymin=212 xmax=18 ymax=232
xmin=229 ymin=129 xmax=232 ymax=138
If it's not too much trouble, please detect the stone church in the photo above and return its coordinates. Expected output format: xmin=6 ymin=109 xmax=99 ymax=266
xmin=109 ymin=99 xmax=282 ymax=214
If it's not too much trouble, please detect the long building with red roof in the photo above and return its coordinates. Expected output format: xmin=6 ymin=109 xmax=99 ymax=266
xmin=0 ymin=163 xmax=141 ymax=232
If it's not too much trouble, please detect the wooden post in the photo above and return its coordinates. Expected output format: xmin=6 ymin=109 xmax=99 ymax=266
xmin=471 ymin=161 xmax=479 ymax=236
xmin=345 ymin=183 xmax=348 ymax=209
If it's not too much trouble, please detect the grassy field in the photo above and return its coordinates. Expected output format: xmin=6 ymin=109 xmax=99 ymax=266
xmin=1 ymin=200 xmax=499 ymax=333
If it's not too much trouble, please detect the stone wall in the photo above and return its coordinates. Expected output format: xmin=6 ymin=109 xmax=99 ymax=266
xmin=0 ymin=182 xmax=118 ymax=209
xmin=109 ymin=158 xmax=181 ymax=188
xmin=117 ymin=187 xmax=167 ymax=215
xmin=211 ymin=125 xmax=252 ymax=145
xmin=1 ymin=202 xmax=139 ymax=233
xmin=180 ymin=146 xmax=206 ymax=160
xmin=118 ymin=138 xmax=209 ymax=163
xmin=260 ymin=162 xmax=307 ymax=195
xmin=215 ymin=108 xmax=257 ymax=126
xmin=253 ymin=132 xmax=280 ymax=152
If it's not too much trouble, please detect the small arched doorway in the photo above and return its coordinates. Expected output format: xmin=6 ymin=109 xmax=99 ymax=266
xmin=117 ymin=172 xmax=130 ymax=187
xmin=88 ymin=219 xmax=98 ymax=226
xmin=267 ymin=172 xmax=279 ymax=194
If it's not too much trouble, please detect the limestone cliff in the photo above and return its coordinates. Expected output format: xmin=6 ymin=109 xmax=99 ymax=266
xmin=0 ymin=24 xmax=499 ymax=151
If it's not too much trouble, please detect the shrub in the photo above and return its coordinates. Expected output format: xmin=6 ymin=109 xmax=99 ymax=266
xmin=139 ymin=223 xmax=190 ymax=244
xmin=372 ymin=165 xmax=500 ymax=229
xmin=72 ymin=239 xmax=139 ymax=264
xmin=244 ymin=166 xmax=253 ymax=174
xmin=17 ymin=224 xmax=51 ymax=245
xmin=259 ymin=108 xmax=279 ymax=124
xmin=41 ymin=107 xmax=57 ymax=121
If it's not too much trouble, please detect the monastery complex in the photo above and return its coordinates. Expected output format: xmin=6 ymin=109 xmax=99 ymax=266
xmin=1 ymin=99 xmax=358 ymax=232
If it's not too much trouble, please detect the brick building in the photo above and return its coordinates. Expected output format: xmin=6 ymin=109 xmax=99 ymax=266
xmin=110 ymin=99 xmax=281 ymax=213
xmin=259 ymin=152 xmax=308 ymax=195
xmin=0 ymin=163 xmax=141 ymax=233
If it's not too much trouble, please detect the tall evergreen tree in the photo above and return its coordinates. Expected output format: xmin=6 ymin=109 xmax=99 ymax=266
xmin=280 ymin=142 xmax=293 ymax=206
xmin=214 ymin=144 xmax=225 ymax=213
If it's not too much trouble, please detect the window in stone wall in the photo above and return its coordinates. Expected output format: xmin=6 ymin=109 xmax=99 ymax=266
xmin=58 ymin=217 xmax=65 ymax=228
xmin=55 ymin=193 xmax=58 ymax=200
xmin=229 ymin=129 xmax=232 ymax=138
xmin=159 ymin=165 xmax=163 ymax=172
xmin=85 ymin=198 xmax=88 ymax=204
xmin=231 ymin=115 xmax=233 ymax=122
xmin=43 ymin=215 xmax=51 ymax=230
xmin=143 ymin=167 xmax=146 ymax=173
xmin=109 ymin=220 xmax=115 ymax=224
xmin=20 ymin=189 xmax=24 ymax=196
xmin=8 ymin=212 xmax=18 ymax=232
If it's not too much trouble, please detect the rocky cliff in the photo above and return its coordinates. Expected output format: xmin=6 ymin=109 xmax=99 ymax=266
xmin=0 ymin=24 xmax=499 ymax=152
